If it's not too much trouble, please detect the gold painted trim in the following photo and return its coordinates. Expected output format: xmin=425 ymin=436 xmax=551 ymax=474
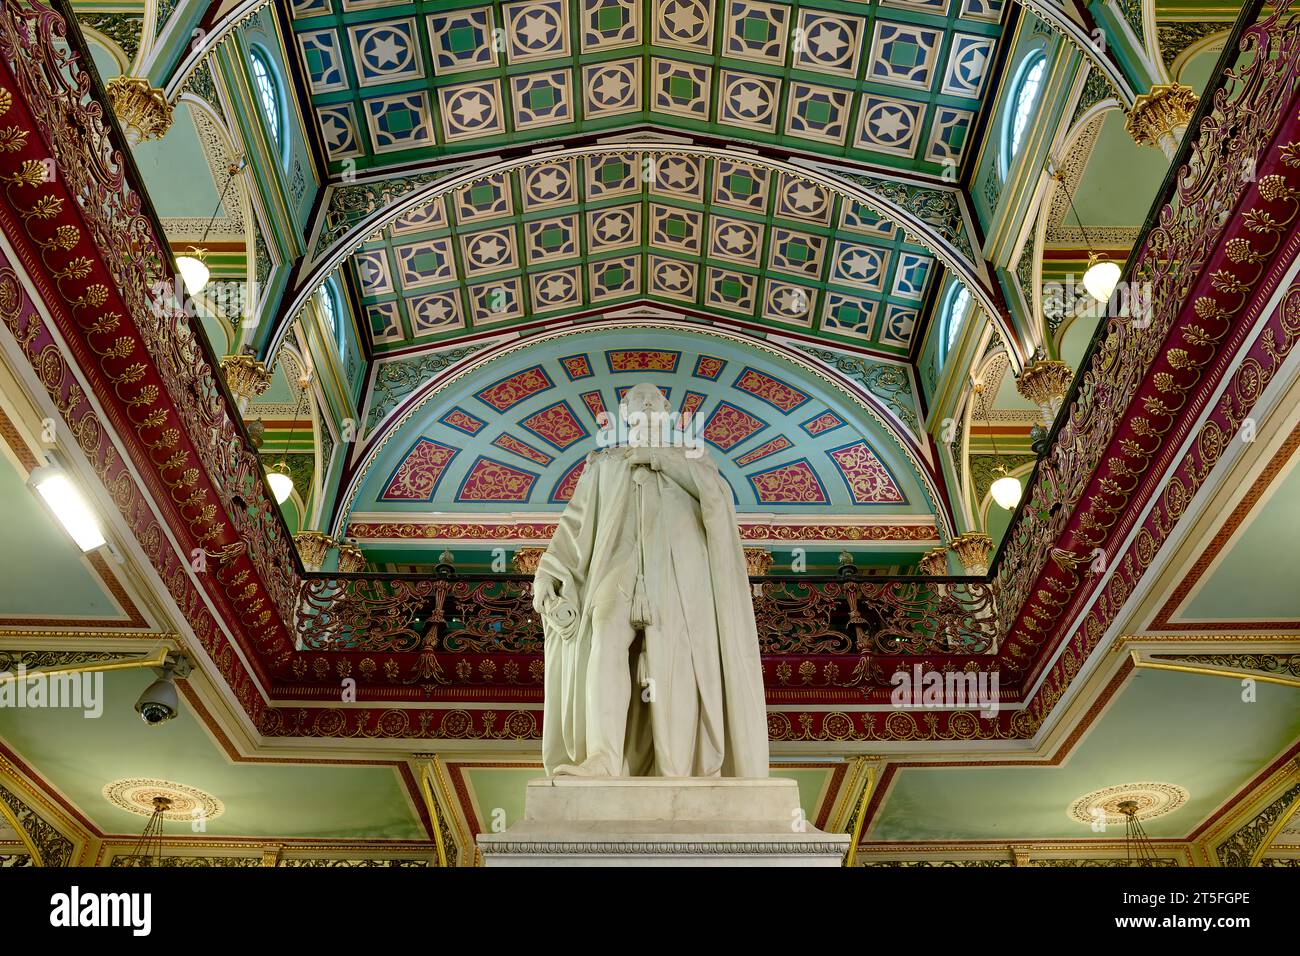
xmin=1129 ymin=650 xmax=1300 ymax=688
xmin=0 ymin=647 xmax=168 ymax=684
xmin=1250 ymin=772 xmax=1300 ymax=867
xmin=843 ymin=763 xmax=878 ymax=869
xmin=0 ymin=789 xmax=43 ymax=865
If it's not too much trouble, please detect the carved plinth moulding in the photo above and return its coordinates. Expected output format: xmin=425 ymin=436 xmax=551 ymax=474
xmin=1014 ymin=358 xmax=1073 ymax=425
xmin=104 ymin=76 xmax=173 ymax=144
xmin=743 ymin=546 xmax=774 ymax=576
xmin=512 ymin=546 xmax=546 ymax=575
xmin=917 ymin=547 xmax=950 ymax=576
xmin=1125 ymin=83 xmax=1199 ymax=159
xmin=949 ymin=532 xmax=994 ymax=576
xmin=336 ymin=542 xmax=367 ymax=574
xmin=294 ymin=531 xmax=334 ymax=572
xmin=219 ymin=354 xmax=271 ymax=413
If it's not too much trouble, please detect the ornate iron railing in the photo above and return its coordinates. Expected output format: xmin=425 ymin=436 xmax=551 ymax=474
xmin=295 ymin=573 xmax=998 ymax=656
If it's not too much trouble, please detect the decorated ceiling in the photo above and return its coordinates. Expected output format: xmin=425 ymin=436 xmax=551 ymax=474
xmin=290 ymin=0 xmax=1003 ymax=177
xmin=352 ymin=153 xmax=938 ymax=355
xmin=349 ymin=327 xmax=936 ymax=518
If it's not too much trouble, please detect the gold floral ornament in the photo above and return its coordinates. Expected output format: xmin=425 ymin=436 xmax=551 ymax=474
xmin=1014 ymin=357 xmax=1073 ymax=426
xmin=743 ymin=546 xmax=774 ymax=576
xmin=294 ymin=531 xmax=334 ymax=572
xmin=512 ymin=546 xmax=546 ymax=574
xmin=917 ymin=547 xmax=949 ymax=576
xmin=1124 ymin=83 xmax=1199 ymax=160
xmin=218 ymin=353 xmax=271 ymax=412
xmin=104 ymin=76 xmax=173 ymax=144
xmin=337 ymin=541 xmax=366 ymax=573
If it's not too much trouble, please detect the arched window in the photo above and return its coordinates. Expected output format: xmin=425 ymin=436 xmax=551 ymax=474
xmin=944 ymin=283 xmax=972 ymax=357
xmin=317 ymin=282 xmax=339 ymax=346
xmin=249 ymin=49 xmax=283 ymax=157
xmin=1002 ymin=53 xmax=1047 ymax=177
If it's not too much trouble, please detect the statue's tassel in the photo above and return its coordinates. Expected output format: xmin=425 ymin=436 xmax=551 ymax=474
xmin=630 ymin=570 xmax=651 ymax=628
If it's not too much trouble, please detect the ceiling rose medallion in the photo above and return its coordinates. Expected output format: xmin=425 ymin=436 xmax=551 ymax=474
xmin=1066 ymin=782 xmax=1188 ymax=827
xmin=102 ymin=778 xmax=224 ymax=822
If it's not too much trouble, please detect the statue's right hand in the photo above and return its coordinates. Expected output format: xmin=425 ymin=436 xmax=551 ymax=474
xmin=532 ymin=572 xmax=560 ymax=613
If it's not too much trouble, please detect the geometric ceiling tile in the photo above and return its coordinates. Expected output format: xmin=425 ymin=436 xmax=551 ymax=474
xmin=883 ymin=0 xmax=947 ymax=10
xmin=856 ymin=94 xmax=925 ymax=157
xmin=529 ymin=266 xmax=583 ymax=312
xmin=769 ymin=228 xmax=827 ymax=279
xmin=868 ymin=21 xmax=942 ymax=91
xmin=316 ymin=103 xmax=363 ymax=160
xmin=692 ymin=355 xmax=726 ymax=381
xmin=492 ymin=432 xmax=555 ymax=467
xmin=892 ymin=251 xmax=932 ymax=299
xmin=456 ymin=456 xmax=539 ymax=502
xmin=830 ymin=241 xmax=888 ymax=291
xmin=879 ymin=302 xmax=918 ymax=348
xmin=585 ymin=153 xmax=641 ymax=199
xmin=349 ymin=18 xmax=424 ymax=88
xmin=792 ymin=9 xmax=864 ymax=77
xmin=381 ymin=438 xmax=460 ymax=501
xmin=654 ymin=0 xmax=714 ymax=51
xmin=709 ymin=216 xmax=763 ymax=266
xmin=520 ymin=399 xmax=589 ymax=450
xmin=826 ymin=440 xmax=905 ymax=503
xmin=841 ymin=199 xmax=899 ymax=240
xmin=355 ymin=249 xmax=393 ymax=294
xmin=550 ymin=458 xmax=587 ymax=503
xmin=468 ymin=276 xmax=525 ymax=325
xmin=298 ymin=29 xmax=348 ymax=93
xmin=785 ymin=82 xmax=851 ymax=144
xmin=650 ymin=204 xmax=703 ymax=254
xmin=653 ymin=59 xmax=711 ymax=119
xmin=607 ymin=349 xmax=681 ymax=372
xmin=801 ymin=410 xmax=846 ymax=436
xmin=762 ymin=278 xmax=816 ymax=326
xmin=364 ymin=91 xmax=434 ymax=153
xmin=455 ymin=173 xmax=513 ymax=222
xmin=733 ymin=366 xmax=809 ymax=413
xmin=705 ymin=266 xmax=758 ymax=314
xmin=368 ymin=301 xmax=404 ymax=343
xmin=392 ymin=199 xmax=447 ymax=234
xmin=440 ymin=406 xmax=487 ymax=436
xmin=525 ymin=214 xmax=580 ymax=262
xmin=722 ymin=0 xmax=789 ymax=64
xmin=927 ymin=106 xmax=975 ymax=164
xmin=559 ymin=354 xmax=594 ymax=380
xmin=943 ymin=34 xmax=996 ymax=98
xmin=719 ymin=70 xmax=780 ymax=132
xmin=460 ymin=226 xmax=518 ymax=277
xmin=776 ymin=175 xmax=833 ymax=225
xmin=713 ymin=161 xmax=769 ymax=211
xmin=503 ymin=0 xmax=571 ymax=64
xmin=648 ymin=255 xmax=697 ymax=302
xmin=960 ymin=0 xmax=1006 ymax=24
xmin=428 ymin=7 xmax=498 ymax=76
xmin=589 ymin=255 xmax=640 ymax=300
xmin=292 ymin=0 xmax=331 ymax=16
xmin=408 ymin=289 xmax=464 ymax=335
xmin=437 ymin=80 xmax=505 ymax=141
xmin=652 ymin=153 xmax=706 ymax=201
xmin=511 ymin=69 xmax=573 ymax=129
xmin=703 ymin=400 xmax=768 ymax=451
xmin=521 ymin=158 xmax=578 ymax=208
xmin=587 ymin=204 xmax=641 ymax=252
xmin=581 ymin=0 xmax=641 ymax=51
xmin=583 ymin=59 xmax=642 ymax=118
xmin=395 ymin=237 xmax=456 ymax=289
xmin=822 ymin=292 xmax=878 ymax=342
xmin=734 ymin=434 xmax=792 ymax=467
xmin=747 ymin=458 xmax=829 ymax=504
xmin=474 ymin=364 xmax=554 ymax=412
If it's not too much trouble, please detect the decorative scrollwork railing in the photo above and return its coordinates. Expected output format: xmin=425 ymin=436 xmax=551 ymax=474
xmin=294 ymin=573 xmax=998 ymax=656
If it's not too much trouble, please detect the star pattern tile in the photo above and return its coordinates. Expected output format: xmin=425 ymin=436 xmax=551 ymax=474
xmin=290 ymin=0 xmax=1001 ymax=176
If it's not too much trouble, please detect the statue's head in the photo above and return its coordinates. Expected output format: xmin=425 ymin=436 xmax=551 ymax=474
xmin=619 ymin=383 xmax=671 ymax=419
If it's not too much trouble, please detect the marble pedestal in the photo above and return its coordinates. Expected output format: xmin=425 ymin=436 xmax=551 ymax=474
xmin=477 ymin=777 xmax=850 ymax=867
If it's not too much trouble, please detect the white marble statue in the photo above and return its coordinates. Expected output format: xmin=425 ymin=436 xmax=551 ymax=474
xmin=532 ymin=383 xmax=769 ymax=778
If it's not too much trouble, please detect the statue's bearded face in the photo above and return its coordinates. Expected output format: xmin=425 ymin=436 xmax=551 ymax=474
xmin=620 ymin=384 xmax=671 ymax=445
xmin=621 ymin=384 xmax=670 ymax=419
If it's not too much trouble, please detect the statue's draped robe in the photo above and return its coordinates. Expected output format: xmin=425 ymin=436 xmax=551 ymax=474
xmin=537 ymin=446 xmax=769 ymax=777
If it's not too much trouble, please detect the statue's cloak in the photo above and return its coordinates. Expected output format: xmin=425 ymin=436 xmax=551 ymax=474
xmin=536 ymin=446 xmax=768 ymax=777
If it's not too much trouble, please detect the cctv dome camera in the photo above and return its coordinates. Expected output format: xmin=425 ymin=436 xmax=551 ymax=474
xmin=134 ymin=657 xmax=187 ymax=725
